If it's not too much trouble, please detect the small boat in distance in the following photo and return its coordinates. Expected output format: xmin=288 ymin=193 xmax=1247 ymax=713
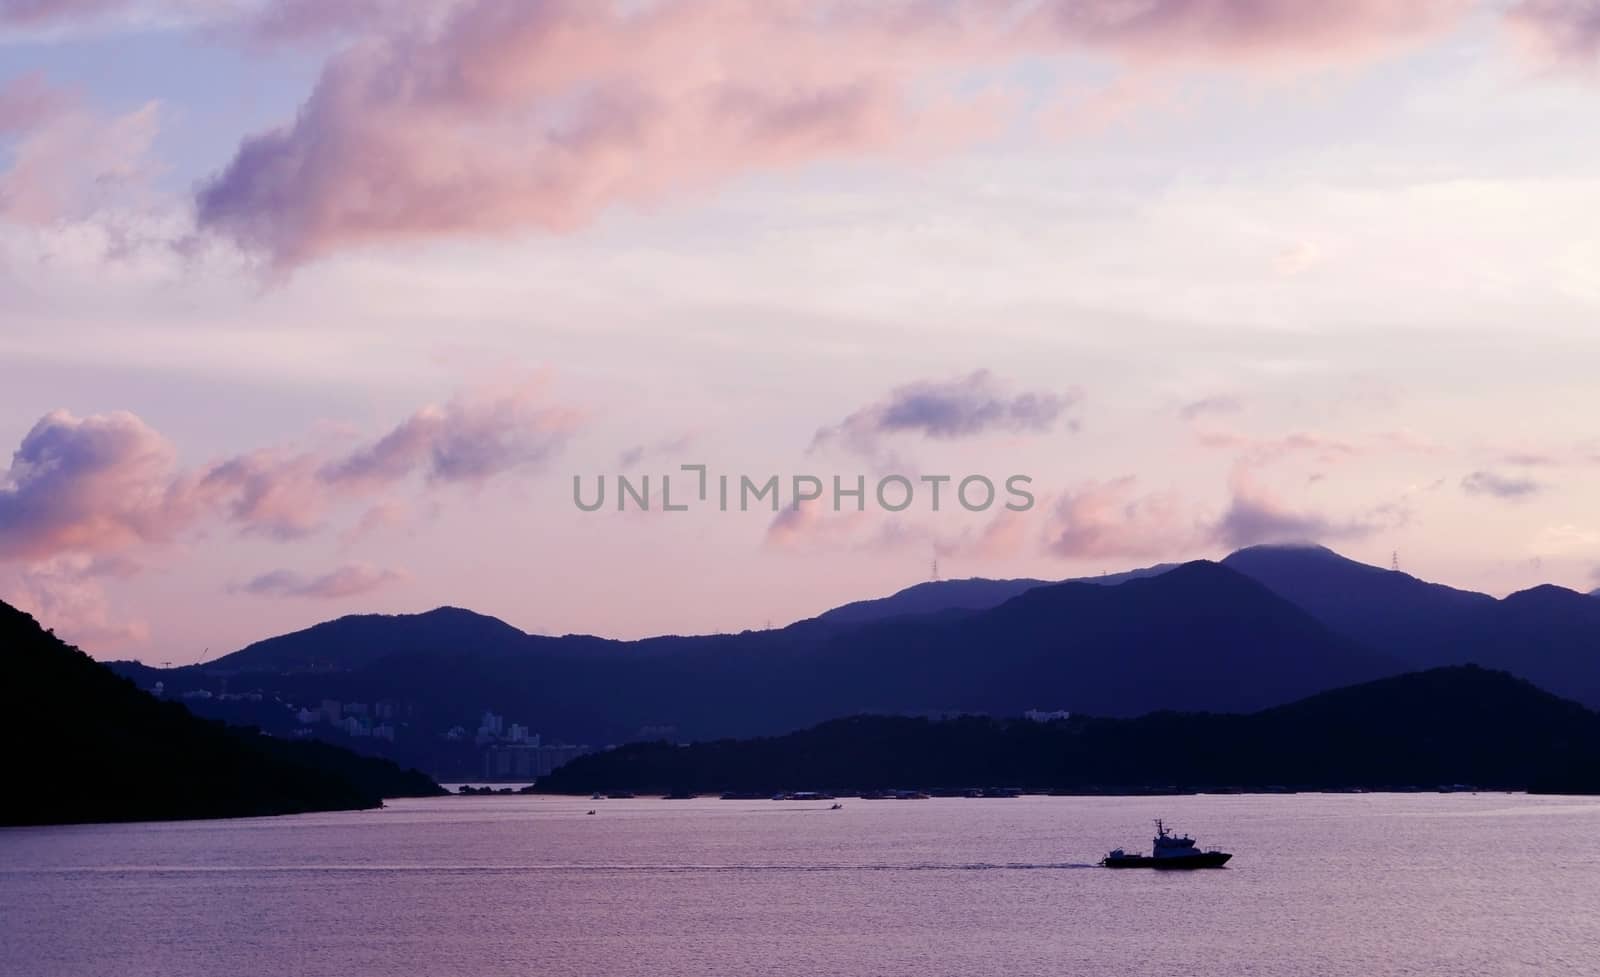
xmin=1101 ymin=820 xmax=1232 ymax=869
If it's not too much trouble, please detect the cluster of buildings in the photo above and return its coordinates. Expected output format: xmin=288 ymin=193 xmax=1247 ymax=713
xmin=296 ymin=699 xmax=400 ymax=742
xmin=481 ymin=742 xmax=594 ymax=779
xmin=157 ymin=684 xmax=263 ymax=705
xmin=1024 ymin=709 xmax=1072 ymax=722
xmin=451 ymin=710 xmax=538 ymax=746
xmin=159 ymin=685 xmax=593 ymax=780
xmin=456 ymin=711 xmax=594 ymax=779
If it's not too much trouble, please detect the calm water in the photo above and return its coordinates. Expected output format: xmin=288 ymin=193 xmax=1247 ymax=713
xmin=5 ymin=793 xmax=1600 ymax=977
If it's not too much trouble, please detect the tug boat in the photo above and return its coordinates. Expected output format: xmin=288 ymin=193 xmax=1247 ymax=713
xmin=1101 ymin=819 xmax=1232 ymax=869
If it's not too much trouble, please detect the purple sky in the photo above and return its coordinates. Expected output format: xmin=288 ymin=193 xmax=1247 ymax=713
xmin=3 ymin=0 xmax=1600 ymax=660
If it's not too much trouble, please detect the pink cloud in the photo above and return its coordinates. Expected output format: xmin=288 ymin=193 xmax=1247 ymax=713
xmin=765 ymin=499 xmax=872 ymax=551
xmin=617 ymin=433 xmax=698 ymax=470
xmin=1043 ymin=476 xmax=1199 ymax=559
xmin=757 ymin=466 xmax=1408 ymax=564
xmin=1 ymin=555 xmax=150 ymax=651
xmin=238 ymin=0 xmax=408 ymax=44
xmin=340 ymin=497 xmax=413 ymax=545
xmin=1193 ymin=427 xmax=1363 ymax=467
xmin=1211 ymin=468 xmax=1386 ymax=549
xmin=0 ymin=409 xmax=195 ymax=561
xmin=0 ymin=72 xmax=72 ymax=134
xmin=0 ymin=0 xmax=415 ymax=37
xmin=1508 ymin=0 xmax=1600 ymax=66
xmin=1177 ymin=394 xmax=1242 ymax=421
xmin=1027 ymin=0 xmax=1469 ymax=61
xmin=1461 ymin=470 xmax=1544 ymax=501
xmin=960 ymin=507 xmax=1033 ymax=560
xmin=196 ymin=0 xmax=1474 ymax=267
xmin=196 ymin=449 xmax=329 ymax=540
xmin=811 ymin=370 xmax=1081 ymax=460
xmin=0 ymin=72 xmax=160 ymax=224
xmin=235 ymin=562 xmax=406 ymax=600
xmin=321 ymin=383 xmax=582 ymax=490
xmin=0 ymin=0 xmax=121 ymax=28
xmin=762 ymin=495 xmax=1033 ymax=560
xmin=0 ymin=382 xmax=582 ymax=563
xmin=1042 ymin=465 xmax=1410 ymax=558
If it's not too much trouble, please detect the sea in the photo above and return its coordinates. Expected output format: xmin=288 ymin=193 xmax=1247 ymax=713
xmin=4 ymin=792 xmax=1598 ymax=976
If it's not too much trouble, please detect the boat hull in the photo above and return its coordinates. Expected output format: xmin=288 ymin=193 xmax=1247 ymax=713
xmin=1101 ymin=852 xmax=1232 ymax=869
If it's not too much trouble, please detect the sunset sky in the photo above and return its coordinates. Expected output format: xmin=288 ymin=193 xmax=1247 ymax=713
xmin=3 ymin=0 xmax=1599 ymax=661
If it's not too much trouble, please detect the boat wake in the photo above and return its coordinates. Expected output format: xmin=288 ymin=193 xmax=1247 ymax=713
xmin=16 ymin=861 xmax=1099 ymax=876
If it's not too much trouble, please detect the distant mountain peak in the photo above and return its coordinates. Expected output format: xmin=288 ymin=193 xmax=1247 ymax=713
xmin=1219 ymin=543 xmax=1499 ymax=672
xmin=1224 ymin=543 xmax=1390 ymax=573
xmin=415 ymin=605 xmax=519 ymax=624
xmin=1121 ymin=558 xmax=1267 ymax=592
xmin=807 ymin=576 xmax=1052 ymax=627
xmin=1231 ymin=541 xmax=1336 ymax=556
xmin=1157 ymin=558 xmax=1233 ymax=578
xmin=206 ymin=603 xmax=529 ymax=673
xmin=1503 ymin=584 xmax=1589 ymax=605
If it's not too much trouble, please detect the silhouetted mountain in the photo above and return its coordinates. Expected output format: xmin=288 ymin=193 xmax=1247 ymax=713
xmin=1433 ymin=585 xmax=1600 ymax=708
xmin=1221 ymin=545 xmax=1600 ymax=707
xmin=535 ymin=666 xmax=1600 ymax=795
xmin=212 ymin=605 xmax=529 ymax=672
xmin=2 ymin=599 xmax=443 ymax=827
xmin=788 ymin=561 xmax=1398 ymax=721
xmin=808 ymin=577 xmax=1049 ymax=626
xmin=133 ymin=562 xmax=1396 ymax=753
xmin=805 ymin=563 xmax=1178 ymax=627
xmin=1221 ymin=544 xmax=1494 ymax=665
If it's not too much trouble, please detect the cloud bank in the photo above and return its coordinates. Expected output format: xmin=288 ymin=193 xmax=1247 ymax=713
xmin=0 ymin=72 xmax=160 ymax=224
xmin=236 ymin=563 xmax=406 ymax=599
xmin=193 ymin=0 xmax=1474 ymax=267
xmin=0 ymin=382 xmax=581 ymax=562
xmin=1461 ymin=470 xmax=1544 ymax=500
xmin=0 ymin=409 xmax=193 ymax=561
xmin=1509 ymin=0 xmax=1600 ymax=66
xmin=811 ymin=370 xmax=1080 ymax=458
xmin=1043 ymin=477 xmax=1195 ymax=560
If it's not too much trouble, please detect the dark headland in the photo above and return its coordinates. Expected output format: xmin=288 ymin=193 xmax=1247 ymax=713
xmin=533 ymin=666 xmax=1600 ymax=797
xmin=1 ymin=599 xmax=444 ymax=828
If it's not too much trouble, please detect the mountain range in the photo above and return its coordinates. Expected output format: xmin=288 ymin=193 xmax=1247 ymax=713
xmin=107 ymin=544 xmax=1600 ymax=759
xmin=1223 ymin=547 xmax=1600 ymax=708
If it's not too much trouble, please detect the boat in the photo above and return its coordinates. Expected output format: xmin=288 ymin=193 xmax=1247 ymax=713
xmin=1100 ymin=819 xmax=1232 ymax=869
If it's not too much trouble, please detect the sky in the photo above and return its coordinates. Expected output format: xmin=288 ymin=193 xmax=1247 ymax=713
xmin=2 ymin=0 xmax=1599 ymax=661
